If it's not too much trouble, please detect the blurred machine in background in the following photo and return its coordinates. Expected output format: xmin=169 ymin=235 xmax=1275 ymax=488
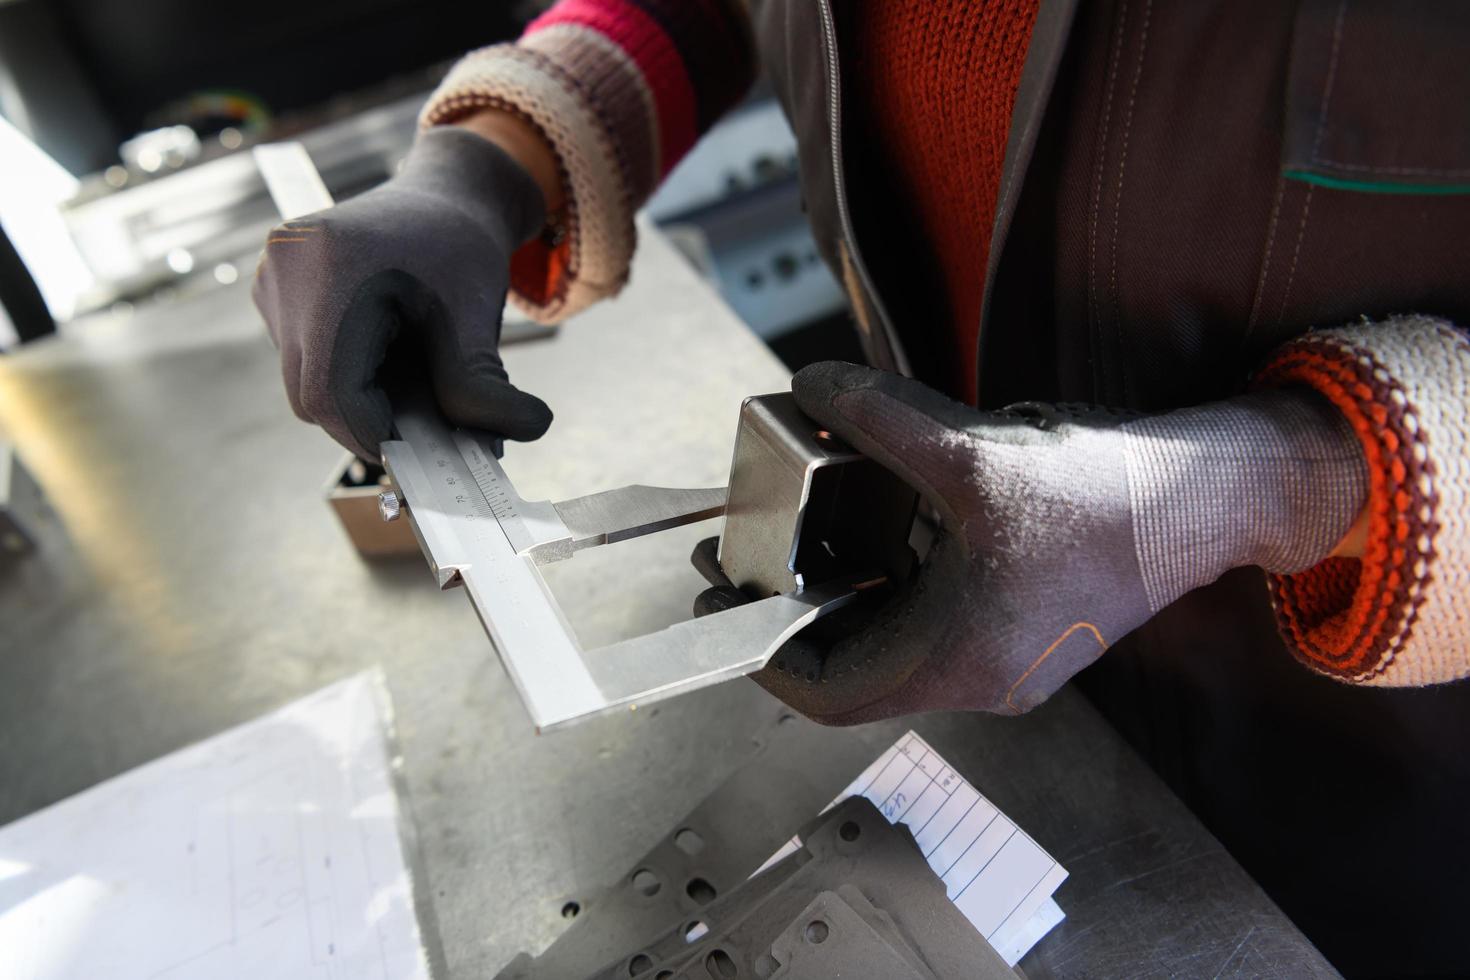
xmin=0 ymin=0 xmax=851 ymax=365
xmin=0 ymin=0 xmax=532 ymax=172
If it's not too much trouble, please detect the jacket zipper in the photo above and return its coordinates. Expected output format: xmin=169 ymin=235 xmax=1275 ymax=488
xmin=816 ymin=0 xmax=913 ymax=378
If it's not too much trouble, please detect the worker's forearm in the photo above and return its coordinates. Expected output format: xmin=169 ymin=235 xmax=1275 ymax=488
xmin=453 ymin=108 xmax=565 ymax=216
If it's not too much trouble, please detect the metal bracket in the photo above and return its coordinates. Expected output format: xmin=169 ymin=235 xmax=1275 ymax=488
xmin=718 ymin=393 xmax=917 ymax=597
xmin=575 ymin=797 xmax=1016 ymax=980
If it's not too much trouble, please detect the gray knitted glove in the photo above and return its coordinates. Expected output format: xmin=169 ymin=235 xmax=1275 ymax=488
xmin=700 ymin=362 xmax=1368 ymax=725
xmin=252 ymin=127 xmax=552 ymax=460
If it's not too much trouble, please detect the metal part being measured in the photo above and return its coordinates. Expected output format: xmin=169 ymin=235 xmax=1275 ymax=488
xmin=719 ymin=393 xmax=918 ymax=598
xmin=380 ymin=402 xmax=860 ymax=731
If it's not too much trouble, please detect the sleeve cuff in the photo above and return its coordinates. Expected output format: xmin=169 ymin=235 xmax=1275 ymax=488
xmin=420 ymin=43 xmax=639 ymax=322
xmin=1253 ymin=315 xmax=1470 ymax=686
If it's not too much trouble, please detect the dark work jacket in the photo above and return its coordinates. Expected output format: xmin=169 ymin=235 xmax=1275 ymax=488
xmin=754 ymin=1 xmax=1470 ymax=974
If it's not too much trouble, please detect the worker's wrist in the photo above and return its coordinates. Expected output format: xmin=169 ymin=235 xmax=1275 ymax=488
xmin=1118 ymin=388 xmax=1368 ymax=602
xmin=450 ymin=108 xmax=566 ymax=217
xmin=397 ymin=127 xmax=547 ymax=249
xmin=1228 ymin=389 xmax=1369 ymax=573
xmin=1327 ymin=500 xmax=1371 ymax=559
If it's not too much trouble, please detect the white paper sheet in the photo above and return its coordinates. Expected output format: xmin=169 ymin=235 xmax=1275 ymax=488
xmin=756 ymin=730 xmax=1067 ymax=967
xmin=0 ymin=671 xmax=430 ymax=980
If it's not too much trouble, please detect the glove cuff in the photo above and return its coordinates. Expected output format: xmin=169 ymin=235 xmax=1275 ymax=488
xmin=397 ymin=126 xmax=548 ymax=251
xmin=1120 ymin=388 xmax=1368 ymax=613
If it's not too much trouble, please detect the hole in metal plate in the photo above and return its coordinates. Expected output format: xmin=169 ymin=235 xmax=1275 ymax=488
xmin=705 ymin=949 xmax=737 ymax=978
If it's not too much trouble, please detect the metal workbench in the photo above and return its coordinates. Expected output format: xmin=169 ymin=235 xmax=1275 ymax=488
xmin=0 ymin=226 xmax=1336 ymax=977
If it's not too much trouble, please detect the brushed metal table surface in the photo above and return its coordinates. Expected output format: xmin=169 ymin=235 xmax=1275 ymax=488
xmin=0 ymin=227 xmax=1334 ymax=977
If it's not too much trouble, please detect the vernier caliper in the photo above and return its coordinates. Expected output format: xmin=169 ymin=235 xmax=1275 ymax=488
xmin=377 ymin=400 xmax=865 ymax=730
xmin=256 ymin=143 xmax=916 ymax=731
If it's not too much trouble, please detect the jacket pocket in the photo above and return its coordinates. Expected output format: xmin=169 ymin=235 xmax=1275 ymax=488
xmin=1283 ymin=0 xmax=1470 ymax=194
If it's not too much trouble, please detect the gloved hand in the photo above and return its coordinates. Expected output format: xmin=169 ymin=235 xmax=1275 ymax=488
xmin=252 ymin=127 xmax=553 ymax=461
xmin=696 ymin=361 xmax=1367 ymax=725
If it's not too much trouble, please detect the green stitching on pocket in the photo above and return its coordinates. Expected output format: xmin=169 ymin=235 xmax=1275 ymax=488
xmin=1284 ymin=170 xmax=1470 ymax=196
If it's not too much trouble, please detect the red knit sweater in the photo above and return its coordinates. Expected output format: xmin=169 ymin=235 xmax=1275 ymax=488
xmin=847 ymin=1 xmax=1041 ymax=404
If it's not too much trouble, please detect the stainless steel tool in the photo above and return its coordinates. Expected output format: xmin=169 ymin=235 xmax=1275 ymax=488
xmin=378 ymin=400 xmax=871 ymax=731
xmin=255 ymin=142 xmax=915 ymax=731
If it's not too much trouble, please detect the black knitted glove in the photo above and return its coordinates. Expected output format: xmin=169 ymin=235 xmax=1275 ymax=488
xmin=252 ymin=127 xmax=552 ymax=460
xmin=696 ymin=362 xmax=1367 ymax=725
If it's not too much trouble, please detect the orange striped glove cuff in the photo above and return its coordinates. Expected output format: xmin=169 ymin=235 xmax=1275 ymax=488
xmin=1254 ymin=315 xmax=1470 ymax=687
